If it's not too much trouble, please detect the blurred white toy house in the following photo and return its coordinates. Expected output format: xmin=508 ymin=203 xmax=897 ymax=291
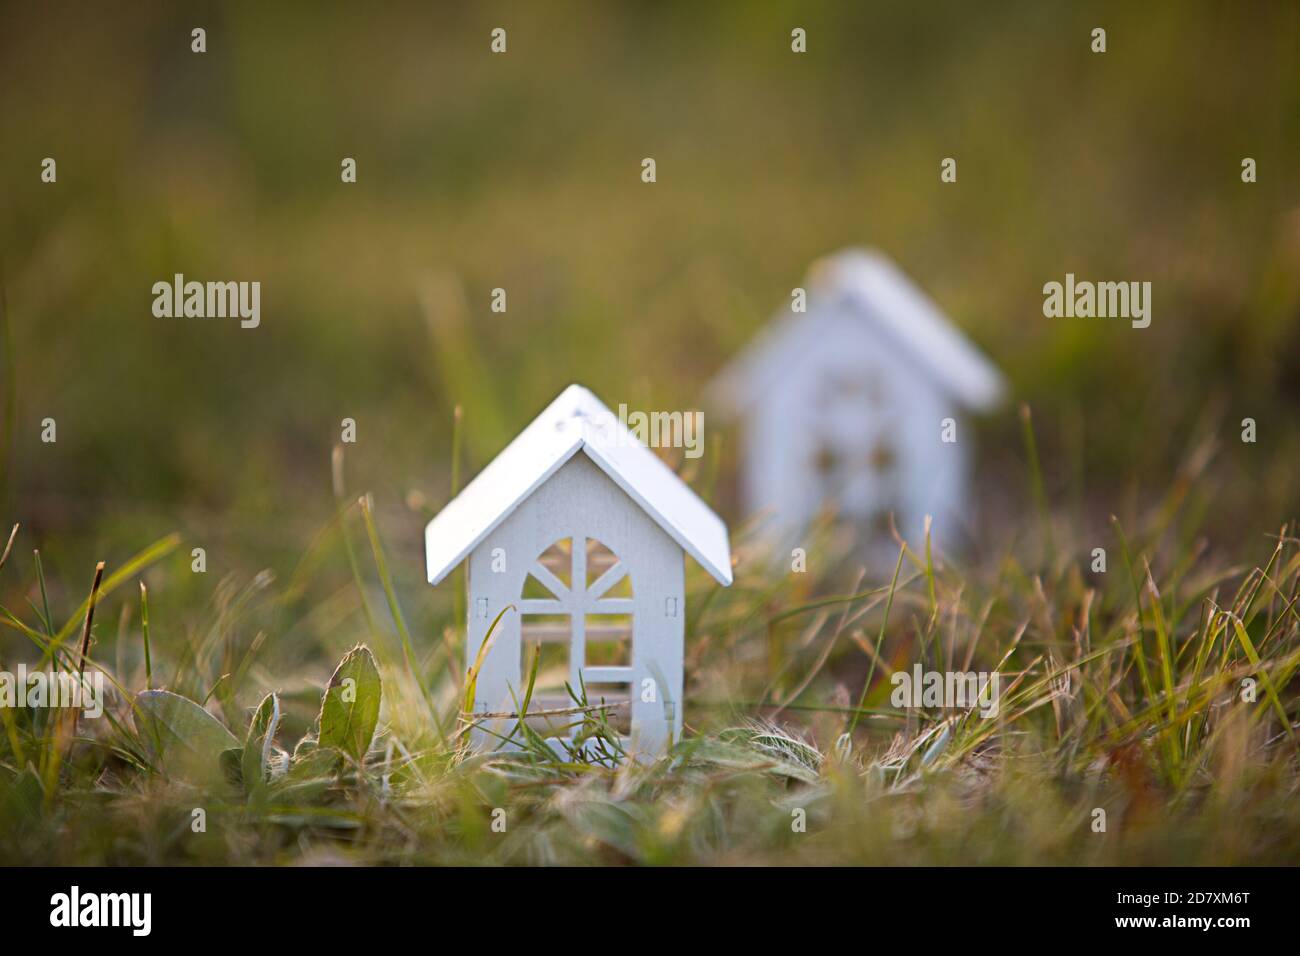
xmin=710 ymin=249 xmax=1006 ymax=551
xmin=424 ymin=384 xmax=732 ymax=758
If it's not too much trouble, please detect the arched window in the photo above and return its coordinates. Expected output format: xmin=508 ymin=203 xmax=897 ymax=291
xmin=519 ymin=537 xmax=634 ymax=734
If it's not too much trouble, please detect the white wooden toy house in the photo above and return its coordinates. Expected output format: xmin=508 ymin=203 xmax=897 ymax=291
xmin=424 ymin=384 xmax=733 ymax=757
xmin=709 ymin=248 xmax=1006 ymax=550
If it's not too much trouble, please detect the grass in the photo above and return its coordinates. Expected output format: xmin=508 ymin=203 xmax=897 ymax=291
xmin=0 ymin=424 xmax=1298 ymax=867
xmin=0 ymin=1 xmax=1298 ymax=865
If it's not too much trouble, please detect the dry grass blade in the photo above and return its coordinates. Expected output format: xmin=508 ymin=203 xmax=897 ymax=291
xmin=0 ymin=523 xmax=18 ymax=572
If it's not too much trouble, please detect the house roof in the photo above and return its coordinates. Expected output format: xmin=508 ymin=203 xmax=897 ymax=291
xmin=424 ymin=384 xmax=733 ymax=587
xmin=709 ymin=248 xmax=1007 ymax=414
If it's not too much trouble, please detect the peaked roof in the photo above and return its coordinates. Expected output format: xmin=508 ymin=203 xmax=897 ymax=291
xmin=710 ymin=248 xmax=1007 ymax=413
xmin=424 ymin=385 xmax=733 ymax=587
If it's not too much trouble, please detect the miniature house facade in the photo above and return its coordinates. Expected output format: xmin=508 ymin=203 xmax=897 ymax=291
xmin=425 ymin=384 xmax=732 ymax=758
xmin=710 ymin=249 xmax=1006 ymax=549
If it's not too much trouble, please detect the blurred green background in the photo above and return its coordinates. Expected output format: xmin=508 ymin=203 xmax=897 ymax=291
xmin=2 ymin=0 xmax=1299 ymax=634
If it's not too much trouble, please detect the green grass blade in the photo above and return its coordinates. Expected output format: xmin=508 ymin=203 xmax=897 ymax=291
xmin=1230 ymin=615 xmax=1294 ymax=740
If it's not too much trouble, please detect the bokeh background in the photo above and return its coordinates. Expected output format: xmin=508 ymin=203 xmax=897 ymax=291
xmin=2 ymin=1 xmax=1299 ymax=686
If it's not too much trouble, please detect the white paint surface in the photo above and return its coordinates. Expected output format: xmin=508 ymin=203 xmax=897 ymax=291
xmin=424 ymin=383 xmax=734 ymax=757
xmin=425 ymin=384 xmax=732 ymax=587
xmin=710 ymin=248 xmax=1004 ymax=546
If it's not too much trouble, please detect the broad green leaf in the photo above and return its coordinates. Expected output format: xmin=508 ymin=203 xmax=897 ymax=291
xmin=134 ymin=689 xmax=240 ymax=776
xmin=220 ymin=747 xmax=244 ymax=786
xmin=287 ymin=745 xmax=344 ymax=783
xmin=246 ymin=691 xmax=279 ymax=743
xmin=242 ymin=692 xmax=281 ymax=789
xmin=317 ymin=645 xmax=381 ymax=761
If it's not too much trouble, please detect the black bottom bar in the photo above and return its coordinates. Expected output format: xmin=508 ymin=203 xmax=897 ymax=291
xmin=1 ymin=866 xmax=1291 ymax=940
